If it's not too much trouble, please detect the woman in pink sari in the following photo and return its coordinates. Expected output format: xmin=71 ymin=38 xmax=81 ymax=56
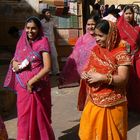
xmin=59 ymin=15 xmax=100 ymax=89
xmin=117 ymin=5 xmax=140 ymax=112
xmin=4 ymin=16 xmax=55 ymax=140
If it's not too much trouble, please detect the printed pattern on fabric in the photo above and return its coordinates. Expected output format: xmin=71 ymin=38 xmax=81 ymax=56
xmin=84 ymin=43 xmax=131 ymax=107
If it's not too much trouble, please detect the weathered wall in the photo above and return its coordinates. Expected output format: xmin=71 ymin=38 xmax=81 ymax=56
xmin=25 ymin=0 xmax=39 ymax=12
xmin=0 ymin=0 xmax=39 ymax=50
xmin=104 ymin=0 xmax=140 ymax=5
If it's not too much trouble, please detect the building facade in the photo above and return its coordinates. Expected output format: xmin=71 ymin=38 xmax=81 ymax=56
xmin=99 ymin=0 xmax=140 ymax=5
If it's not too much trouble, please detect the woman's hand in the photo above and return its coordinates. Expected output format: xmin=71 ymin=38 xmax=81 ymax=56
xmin=12 ymin=60 xmax=20 ymax=72
xmin=81 ymin=71 xmax=89 ymax=80
xmin=27 ymin=81 xmax=33 ymax=93
xmin=86 ymin=71 xmax=104 ymax=84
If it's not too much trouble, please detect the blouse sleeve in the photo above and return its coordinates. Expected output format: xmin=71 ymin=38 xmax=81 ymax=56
xmin=115 ymin=47 xmax=131 ymax=66
xmin=37 ymin=37 xmax=50 ymax=53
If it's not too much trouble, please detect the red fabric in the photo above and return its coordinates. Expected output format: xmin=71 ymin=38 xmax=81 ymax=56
xmin=77 ymin=80 xmax=87 ymax=111
xmin=78 ymin=21 xmax=131 ymax=108
xmin=80 ymin=43 xmax=131 ymax=107
xmin=117 ymin=15 xmax=140 ymax=51
xmin=117 ymin=15 xmax=140 ymax=112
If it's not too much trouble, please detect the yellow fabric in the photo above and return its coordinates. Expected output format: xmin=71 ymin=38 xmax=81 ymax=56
xmin=79 ymin=101 xmax=127 ymax=140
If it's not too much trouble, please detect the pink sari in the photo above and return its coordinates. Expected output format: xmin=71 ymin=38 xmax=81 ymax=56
xmin=59 ymin=33 xmax=96 ymax=88
xmin=4 ymin=30 xmax=55 ymax=140
xmin=117 ymin=15 xmax=140 ymax=112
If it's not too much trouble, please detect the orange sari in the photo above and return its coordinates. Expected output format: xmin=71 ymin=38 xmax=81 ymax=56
xmin=79 ymin=101 xmax=127 ymax=140
xmin=78 ymin=40 xmax=131 ymax=140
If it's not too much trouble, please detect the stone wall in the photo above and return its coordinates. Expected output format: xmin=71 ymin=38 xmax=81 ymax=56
xmin=0 ymin=0 xmax=39 ymax=50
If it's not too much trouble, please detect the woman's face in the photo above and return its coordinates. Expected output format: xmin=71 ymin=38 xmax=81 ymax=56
xmin=94 ymin=28 xmax=107 ymax=48
xmin=86 ymin=19 xmax=96 ymax=35
xmin=25 ymin=21 xmax=39 ymax=40
xmin=124 ymin=9 xmax=134 ymax=23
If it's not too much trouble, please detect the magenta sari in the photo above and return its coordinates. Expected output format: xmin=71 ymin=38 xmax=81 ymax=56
xmin=4 ymin=30 xmax=55 ymax=140
xmin=59 ymin=33 xmax=96 ymax=88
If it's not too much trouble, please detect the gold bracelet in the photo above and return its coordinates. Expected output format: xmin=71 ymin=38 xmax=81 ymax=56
xmin=106 ymin=74 xmax=113 ymax=85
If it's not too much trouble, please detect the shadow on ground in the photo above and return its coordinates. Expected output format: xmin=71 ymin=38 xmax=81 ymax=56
xmin=3 ymin=104 xmax=17 ymax=121
xmin=50 ymin=75 xmax=59 ymax=88
xmin=128 ymin=111 xmax=140 ymax=130
xmin=58 ymin=124 xmax=80 ymax=140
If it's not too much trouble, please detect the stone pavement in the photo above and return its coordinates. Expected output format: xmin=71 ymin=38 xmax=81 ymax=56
xmin=4 ymin=85 xmax=81 ymax=140
xmin=1 ymin=51 xmax=140 ymax=140
xmin=3 ymin=75 xmax=140 ymax=140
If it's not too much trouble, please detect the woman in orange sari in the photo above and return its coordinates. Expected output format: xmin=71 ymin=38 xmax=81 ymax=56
xmin=78 ymin=20 xmax=131 ymax=140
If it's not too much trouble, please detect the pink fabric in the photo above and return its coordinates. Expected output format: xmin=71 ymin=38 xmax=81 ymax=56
xmin=4 ymin=29 xmax=55 ymax=140
xmin=16 ymin=83 xmax=54 ymax=140
xmin=59 ymin=33 xmax=96 ymax=88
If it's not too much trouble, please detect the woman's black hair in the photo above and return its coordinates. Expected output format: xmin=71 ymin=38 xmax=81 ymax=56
xmin=108 ymin=5 xmax=115 ymax=14
xmin=42 ymin=8 xmax=51 ymax=14
xmin=95 ymin=20 xmax=110 ymax=34
xmin=26 ymin=16 xmax=42 ymax=29
xmin=123 ymin=5 xmax=134 ymax=14
xmin=91 ymin=13 xmax=101 ymax=23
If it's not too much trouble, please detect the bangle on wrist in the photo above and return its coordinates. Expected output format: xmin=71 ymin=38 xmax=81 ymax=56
xmin=106 ymin=74 xmax=113 ymax=85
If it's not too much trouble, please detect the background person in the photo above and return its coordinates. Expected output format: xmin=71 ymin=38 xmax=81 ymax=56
xmin=59 ymin=14 xmax=100 ymax=89
xmin=4 ymin=16 xmax=55 ymax=140
xmin=103 ymin=4 xmax=120 ymax=22
xmin=117 ymin=5 xmax=140 ymax=112
xmin=41 ymin=8 xmax=60 ymax=75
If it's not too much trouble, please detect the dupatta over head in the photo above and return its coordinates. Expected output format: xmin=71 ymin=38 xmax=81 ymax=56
xmin=4 ymin=16 xmax=55 ymax=140
xmin=117 ymin=10 xmax=140 ymax=112
xmin=78 ymin=21 xmax=131 ymax=108
xmin=4 ymin=16 xmax=50 ymax=91
xmin=117 ymin=13 xmax=140 ymax=52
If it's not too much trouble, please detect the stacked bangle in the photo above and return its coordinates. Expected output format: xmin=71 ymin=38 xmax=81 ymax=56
xmin=106 ymin=74 xmax=113 ymax=85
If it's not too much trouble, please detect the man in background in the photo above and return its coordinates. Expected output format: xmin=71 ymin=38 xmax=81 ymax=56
xmin=41 ymin=8 xmax=60 ymax=75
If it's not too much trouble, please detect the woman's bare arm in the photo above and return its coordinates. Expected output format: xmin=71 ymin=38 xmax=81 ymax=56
xmin=82 ymin=65 xmax=130 ymax=87
xmin=27 ymin=52 xmax=51 ymax=92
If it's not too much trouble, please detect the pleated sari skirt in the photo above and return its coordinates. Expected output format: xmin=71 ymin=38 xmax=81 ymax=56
xmin=79 ymin=101 xmax=127 ymax=140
